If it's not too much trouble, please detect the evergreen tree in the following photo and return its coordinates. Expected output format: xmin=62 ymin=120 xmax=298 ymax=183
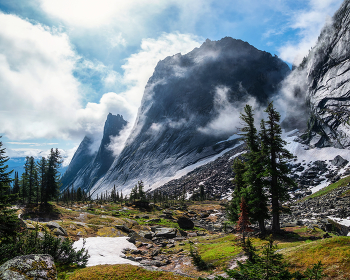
xmin=0 ymin=136 xmax=19 ymax=238
xmin=44 ymin=148 xmax=62 ymax=204
xmin=264 ymin=102 xmax=297 ymax=232
xmin=12 ymin=172 xmax=20 ymax=197
xmin=240 ymin=104 xmax=269 ymax=234
xmin=24 ymin=156 xmax=37 ymax=204
xmin=236 ymin=197 xmax=252 ymax=245
xmin=137 ymin=180 xmax=146 ymax=201
xmin=228 ymin=157 xmax=247 ymax=223
xmin=37 ymin=157 xmax=47 ymax=204
xmin=77 ymin=187 xmax=82 ymax=202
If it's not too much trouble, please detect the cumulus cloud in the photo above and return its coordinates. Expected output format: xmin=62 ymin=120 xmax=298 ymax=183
xmin=278 ymin=0 xmax=342 ymax=65
xmin=0 ymin=11 xmax=201 ymax=145
xmin=0 ymin=12 xmax=81 ymax=140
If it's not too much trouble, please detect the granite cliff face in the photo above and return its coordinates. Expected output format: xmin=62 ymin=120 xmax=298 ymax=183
xmin=90 ymin=37 xmax=290 ymax=195
xmin=61 ymin=113 xmax=127 ymax=190
xmin=298 ymin=0 xmax=350 ymax=148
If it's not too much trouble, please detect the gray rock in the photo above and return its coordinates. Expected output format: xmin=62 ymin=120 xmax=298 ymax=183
xmin=115 ymin=224 xmax=130 ymax=233
xmin=46 ymin=222 xmax=67 ymax=236
xmin=154 ymin=228 xmax=177 ymax=238
xmin=138 ymin=230 xmax=154 ymax=239
xmin=0 ymin=254 xmax=57 ymax=280
xmin=331 ymin=155 xmax=349 ymax=167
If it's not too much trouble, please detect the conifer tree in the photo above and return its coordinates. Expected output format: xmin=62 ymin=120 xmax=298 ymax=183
xmin=240 ymin=104 xmax=269 ymax=234
xmin=12 ymin=172 xmax=20 ymax=197
xmin=44 ymin=148 xmax=62 ymax=204
xmin=236 ymin=197 xmax=252 ymax=245
xmin=77 ymin=187 xmax=82 ymax=202
xmin=0 ymin=136 xmax=19 ymax=238
xmin=264 ymin=102 xmax=297 ymax=232
xmin=228 ymin=157 xmax=247 ymax=223
xmin=37 ymin=157 xmax=47 ymax=204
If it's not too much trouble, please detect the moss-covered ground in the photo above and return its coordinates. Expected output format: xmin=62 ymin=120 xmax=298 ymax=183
xmin=19 ymin=200 xmax=350 ymax=279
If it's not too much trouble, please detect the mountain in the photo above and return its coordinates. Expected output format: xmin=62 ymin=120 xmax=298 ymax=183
xmin=89 ymin=37 xmax=290 ymax=195
xmin=154 ymin=1 xmax=350 ymax=200
xmin=294 ymin=0 xmax=350 ymax=148
xmin=61 ymin=113 xmax=127 ymax=190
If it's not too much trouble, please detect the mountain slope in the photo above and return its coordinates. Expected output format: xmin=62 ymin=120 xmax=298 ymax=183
xmin=61 ymin=113 xmax=127 ymax=190
xmin=298 ymin=0 xmax=350 ymax=148
xmin=91 ymin=37 xmax=290 ymax=195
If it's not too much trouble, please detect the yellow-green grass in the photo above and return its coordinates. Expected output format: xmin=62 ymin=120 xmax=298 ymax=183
xmin=182 ymin=234 xmax=242 ymax=268
xmin=305 ymin=175 xmax=350 ymax=200
xmin=67 ymin=264 xmax=191 ymax=280
xmin=283 ymin=236 xmax=350 ymax=279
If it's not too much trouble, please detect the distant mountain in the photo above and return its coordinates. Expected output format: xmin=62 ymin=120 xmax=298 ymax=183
xmin=61 ymin=113 xmax=127 ymax=191
xmin=89 ymin=37 xmax=290 ymax=195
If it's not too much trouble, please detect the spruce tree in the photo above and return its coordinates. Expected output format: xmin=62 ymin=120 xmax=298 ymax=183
xmin=239 ymin=104 xmax=269 ymax=234
xmin=228 ymin=157 xmax=247 ymax=223
xmin=0 ymin=136 xmax=19 ymax=238
xmin=264 ymin=102 xmax=297 ymax=232
xmin=12 ymin=172 xmax=20 ymax=197
xmin=77 ymin=187 xmax=82 ymax=202
xmin=37 ymin=157 xmax=47 ymax=204
xmin=44 ymin=148 xmax=62 ymax=204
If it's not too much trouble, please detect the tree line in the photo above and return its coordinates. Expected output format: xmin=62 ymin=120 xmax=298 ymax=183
xmin=11 ymin=149 xmax=62 ymax=205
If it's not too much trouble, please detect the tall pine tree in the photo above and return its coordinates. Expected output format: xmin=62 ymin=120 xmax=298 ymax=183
xmin=0 ymin=136 xmax=19 ymax=238
xmin=239 ymin=104 xmax=269 ymax=234
xmin=264 ymin=102 xmax=297 ymax=232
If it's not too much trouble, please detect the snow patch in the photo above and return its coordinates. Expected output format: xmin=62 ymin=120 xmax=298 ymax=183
xmin=74 ymin=237 xmax=139 ymax=267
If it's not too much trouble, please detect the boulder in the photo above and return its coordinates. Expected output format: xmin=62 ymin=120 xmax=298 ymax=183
xmin=154 ymin=228 xmax=177 ymax=238
xmin=177 ymin=217 xmax=194 ymax=230
xmin=0 ymin=254 xmax=57 ymax=280
xmin=115 ymin=224 xmax=130 ymax=233
xmin=138 ymin=230 xmax=154 ymax=240
xmin=331 ymin=155 xmax=349 ymax=167
xmin=45 ymin=222 xmax=67 ymax=236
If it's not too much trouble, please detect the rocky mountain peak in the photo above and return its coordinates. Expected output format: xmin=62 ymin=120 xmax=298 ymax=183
xmin=298 ymin=0 xmax=350 ymax=148
xmin=89 ymin=37 xmax=290 ymax=195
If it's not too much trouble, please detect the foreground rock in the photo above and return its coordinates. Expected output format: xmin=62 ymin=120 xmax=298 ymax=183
xmin=0 ymin=254 xmax=57 ymax=280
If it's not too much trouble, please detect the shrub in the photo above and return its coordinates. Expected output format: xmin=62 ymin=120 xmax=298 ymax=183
xmin=0 ymin=226 xmax=89 ymax=266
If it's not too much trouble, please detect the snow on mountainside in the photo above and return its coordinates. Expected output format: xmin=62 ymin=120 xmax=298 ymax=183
xmin=87 ymin=37 xmax=290 ymax=196
xmin=152 ymin=129 xmax=350 ymax=200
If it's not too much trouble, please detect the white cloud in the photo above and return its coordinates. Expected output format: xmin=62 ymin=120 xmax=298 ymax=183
xmin=0 ymin=11 xmax=201 ymax=145
xmin=0 ymin=12 xmax=81 ymax=140
xmin=278 ymin=0 xmax=342 ymax=65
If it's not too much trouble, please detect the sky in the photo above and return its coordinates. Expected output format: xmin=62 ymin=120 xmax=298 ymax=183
xmin=0 ymin=0 xmax=344 ymax=165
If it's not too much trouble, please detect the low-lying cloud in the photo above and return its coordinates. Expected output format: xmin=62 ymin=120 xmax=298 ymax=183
xmin=198 ymin=85 xmax=262 ymax=136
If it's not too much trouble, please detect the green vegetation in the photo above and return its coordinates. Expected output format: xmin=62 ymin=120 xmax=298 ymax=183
xmin=228 ymin=103 xmax=296 ymax=233
xmin=0 ymin=226 xmax=89 ymax=266
xmin=305 ymin=174 xmax=350 ymax=200
xmin=67 ymin=264 xmax=191 ymax=280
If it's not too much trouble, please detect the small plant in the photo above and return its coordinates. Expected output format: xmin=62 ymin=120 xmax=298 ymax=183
xmin=189 ymin=244 xmax=213 ymax=271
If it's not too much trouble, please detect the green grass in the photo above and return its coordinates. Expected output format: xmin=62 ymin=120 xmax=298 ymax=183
xmin=184 ymin=234 xmax=241 ymax=268
xmin=283 ymin=236 xmax=350 ymax=279
xmin=304 ymin=175 xmax=350 ymax=200
xmin=67 ymin=264 xmax=191 ymax=280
